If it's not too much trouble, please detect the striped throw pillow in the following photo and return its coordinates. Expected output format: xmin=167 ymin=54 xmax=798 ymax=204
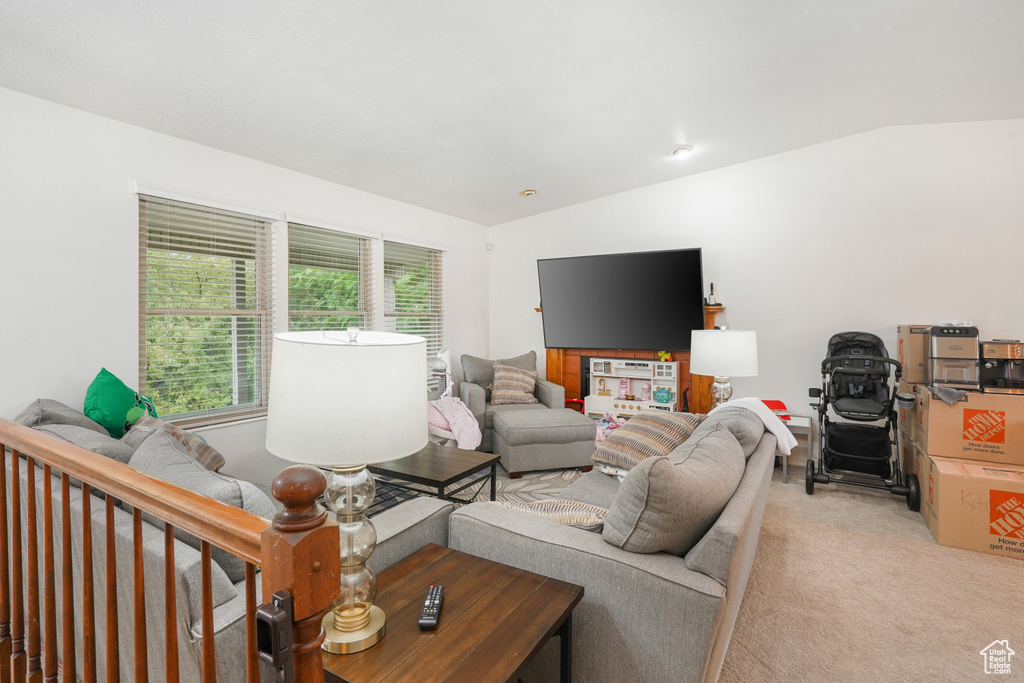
xmin=592 ymin=410 xmax=705 ymax=471
xmin=489 ymin=363 xmax=540 ymax=405
xmin=490 ymin=499 xmax=608 ymax=532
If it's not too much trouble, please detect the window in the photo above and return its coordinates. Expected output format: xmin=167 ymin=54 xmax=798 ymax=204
xmin=138 ymin=195 xmax=273 ymax=425
xmin=383 ymin=240 xmax=445 ymax=383
xmin=139 ymin=192 xmax=448 ymax=424
xmin=288 ymin=222 xmax=374 ymax=331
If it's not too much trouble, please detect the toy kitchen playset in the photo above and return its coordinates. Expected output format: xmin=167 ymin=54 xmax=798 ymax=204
xmin=583 ymin=358 xmax=682 ymax=418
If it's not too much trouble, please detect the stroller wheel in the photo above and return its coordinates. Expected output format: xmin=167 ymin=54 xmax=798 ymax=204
xmin=906 ymin=473 xmax=921 ymax=512
xmin=805 ymin=460 xmax=815 ymax=495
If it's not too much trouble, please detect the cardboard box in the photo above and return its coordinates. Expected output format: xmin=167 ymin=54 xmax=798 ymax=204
xmin=916 ymin=390 xmax=1024 ymax=466
xmin=897 ymin=325 xmax=932 ymax=384
xmin=920 ymin=454 xmax=1024 ymax=561
xmin=897 ymin=430 xmax=925 ymax=481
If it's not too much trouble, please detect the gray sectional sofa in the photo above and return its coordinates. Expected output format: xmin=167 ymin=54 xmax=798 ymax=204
xmin=11 ymin=397 xmax=774 ymax=683
xmin=448 ymin=405 xmax=777 ymax=683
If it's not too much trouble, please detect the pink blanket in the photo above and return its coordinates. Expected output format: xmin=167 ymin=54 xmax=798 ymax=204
xmin=428 ymin=396 xmax=482 ymax=450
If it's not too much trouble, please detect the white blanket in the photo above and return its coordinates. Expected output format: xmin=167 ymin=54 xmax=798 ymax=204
xmin=709 ymin=397 xmax=799 ymax=455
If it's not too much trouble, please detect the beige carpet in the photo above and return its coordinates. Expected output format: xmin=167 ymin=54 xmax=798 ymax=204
xmin=720 ymin=469 xmax=1024 ymax=682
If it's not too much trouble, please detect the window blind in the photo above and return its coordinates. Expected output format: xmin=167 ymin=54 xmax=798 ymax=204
xmin=383 ymin=240 xmax=445 ymax=385
xmin=138 ymin=195 xmax=274 ymax=425
xmin=288 ymin=223 xmax=375 ymax=332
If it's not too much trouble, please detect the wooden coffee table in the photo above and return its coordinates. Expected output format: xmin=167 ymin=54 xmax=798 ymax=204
xmin=323 ymin=544 xmax=583 ymax=683
xmin=368 ymin=442 xmax=500 ymax=504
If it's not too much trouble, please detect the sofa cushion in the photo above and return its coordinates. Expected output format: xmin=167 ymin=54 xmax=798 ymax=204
xmin=592 ymin=411 xmax=704 ymax=471
xmin=462 ymin=351 xmax=537 ymax=401
xmin=84 ymin=368 xmax=158 ymax=438
xmin=490 ymin=499 xmax=607 ymax=532
xmin=485 ymin=402 xmax=548 ymax=431
xmin=557 ymin=470 xmax=621 ymax=509
xmin=34 ymin=424 xmax=136 ymax=464
xmin=692 ymin=405 xmax=763 ymax=459
xmin=122 ymin=415 xmax=226 ymax=471
xmin=14 ymin=398 xmax=108 ymax=436
xmin=602 ymin=423 xmax=745 ymax=555
xmin=129 ymin=430 xmax=276 ymax=583
xmin=490 ymin=363 xmax=541 ymax=405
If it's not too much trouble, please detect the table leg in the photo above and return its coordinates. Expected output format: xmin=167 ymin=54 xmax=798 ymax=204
xmin=783 ymin=451 xmax=788 ymax=483
xmin=559 ymin=614 xmax=572 ymax=683
xmin=489 ymin=463 xmax=496 ymax=501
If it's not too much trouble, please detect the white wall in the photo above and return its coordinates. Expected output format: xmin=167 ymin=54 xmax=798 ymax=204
xmin=0 ymin=87 xmax=489 ymax=481
xmin=487 ymin=119 xmax=1024 ymax=417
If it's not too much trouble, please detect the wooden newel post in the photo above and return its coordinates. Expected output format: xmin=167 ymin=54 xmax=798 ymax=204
xmin=261 ymin=465 xmax=341 ymax=683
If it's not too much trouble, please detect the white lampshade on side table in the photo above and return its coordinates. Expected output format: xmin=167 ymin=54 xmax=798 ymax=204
xmin=266 ymin=330 xmax=427 ymax=654
xmin=690 ymin=330 xmax=759 ymax=408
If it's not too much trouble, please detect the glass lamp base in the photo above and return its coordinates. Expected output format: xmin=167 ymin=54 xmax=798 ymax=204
xmin=322 ymin=464 xmax=386 ymax=654
xmin=711 ymin=376 xmax=734 ymax=409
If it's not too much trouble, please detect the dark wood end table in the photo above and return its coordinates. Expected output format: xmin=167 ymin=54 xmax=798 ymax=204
xmin=323 ymin=544 xmax=583 ymax=683
xmin=368 ymin=442 xmax=500 ymax=504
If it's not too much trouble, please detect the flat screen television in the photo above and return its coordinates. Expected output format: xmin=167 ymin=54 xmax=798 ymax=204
xmin=537 ymin=248 xmax=704 ymax=350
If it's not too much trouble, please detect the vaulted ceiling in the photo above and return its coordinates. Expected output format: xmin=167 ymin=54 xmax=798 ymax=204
xmin=2 ymin=1 xmax=1022 ymax=225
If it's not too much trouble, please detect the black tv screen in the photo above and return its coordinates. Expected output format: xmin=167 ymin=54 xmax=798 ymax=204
xmin=537 ymin=248 xmax=704 ymax=350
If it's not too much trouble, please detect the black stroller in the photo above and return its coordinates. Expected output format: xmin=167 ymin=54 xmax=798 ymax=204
xmin=806 ymin=331 xmax=920 ymax=510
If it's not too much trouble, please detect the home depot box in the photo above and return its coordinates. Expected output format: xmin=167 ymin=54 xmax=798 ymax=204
xmin=915 ymin=389 xmax=1024 ymax=467
xmin=897 ymin=324 xmax=932 ymax=384
xmin=897 ymin=430 xmax=925 ymax=481
xmin=920 ymin=454 xmax=1024 ymax=561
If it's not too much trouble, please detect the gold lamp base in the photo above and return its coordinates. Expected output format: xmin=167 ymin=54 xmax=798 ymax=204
xmin=321 ymin=605 xmax=386 ymax=654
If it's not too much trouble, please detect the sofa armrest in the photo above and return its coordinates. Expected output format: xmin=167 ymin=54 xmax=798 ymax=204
xmin=368 ymin=497 xmax=455 ymax=574
xmin=459 ymin=382 xmax=486 ymax=427
xmin=449 ymin=503 xmax=727 ymax=683
xmin=535 ymin=379 xmax=565 ymax=409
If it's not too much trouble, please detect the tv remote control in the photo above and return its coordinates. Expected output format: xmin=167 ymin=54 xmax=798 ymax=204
xmin=418 ymin=585 xmax=444 ymax=631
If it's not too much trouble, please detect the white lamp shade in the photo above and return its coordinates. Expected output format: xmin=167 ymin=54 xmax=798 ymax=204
xmin=265 ymin=330 xmax=428 ymax=466
xmin=689 ymin=330 xmax=759 ymax=377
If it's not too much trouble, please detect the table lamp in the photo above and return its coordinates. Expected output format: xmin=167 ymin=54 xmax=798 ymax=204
xmin=689 ymin=329 xmax=759 ymax=408
xmin=265 ymin=330 xmax=427 ymax=654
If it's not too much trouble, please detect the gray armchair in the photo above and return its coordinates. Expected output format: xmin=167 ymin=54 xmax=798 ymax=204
xmin=458 ymin=351 xmax=565 ymax=452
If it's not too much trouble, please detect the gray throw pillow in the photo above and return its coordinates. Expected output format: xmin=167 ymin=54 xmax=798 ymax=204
xmin=15 ymin=399 xmax=108 ymax=436
xmin=34 ymin=424 xmax=136 ymax=464
xmin=603 ymin=423 xmax=745 ymax=556
xmin=692 ymin=405 xmax=763 ymax=459
xmin=461 ymin=351 xmax=538 ymax=402
xmin=129 ymin=429 xmax=276 ymax=583
xmin=122 ymin=415 xmax=226 ymax=471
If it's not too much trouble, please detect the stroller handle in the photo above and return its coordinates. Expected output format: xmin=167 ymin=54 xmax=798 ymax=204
xmin=820 ymin=355 xmax=903 ymax=375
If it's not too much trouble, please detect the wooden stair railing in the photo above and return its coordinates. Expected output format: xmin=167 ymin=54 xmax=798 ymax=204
xmin=0 ymin=419 xmax=341 ymax=683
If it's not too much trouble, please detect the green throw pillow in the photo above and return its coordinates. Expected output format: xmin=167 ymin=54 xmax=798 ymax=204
xmin=83 ymin=368 xmax=158 ymax=438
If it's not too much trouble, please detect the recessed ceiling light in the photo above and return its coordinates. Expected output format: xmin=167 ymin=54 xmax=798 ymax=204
xmin=671 ymin=145 xmax=694 ymax=156
xmin=520 ymin=189 xmax=537 ymax=197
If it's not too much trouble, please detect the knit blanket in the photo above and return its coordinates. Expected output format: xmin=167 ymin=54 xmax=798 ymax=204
xmin=427 ymin=396 xmax=482 ymax=450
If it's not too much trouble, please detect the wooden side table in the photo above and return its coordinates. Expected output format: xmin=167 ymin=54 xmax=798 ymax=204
xmin=323 ymin=544 xmax=583 ymax=683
